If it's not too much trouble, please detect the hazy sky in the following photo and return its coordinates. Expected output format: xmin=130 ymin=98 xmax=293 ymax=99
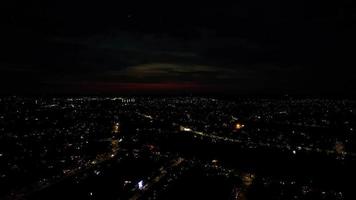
xmin=2 ymin=1 xmax=355 ymax=95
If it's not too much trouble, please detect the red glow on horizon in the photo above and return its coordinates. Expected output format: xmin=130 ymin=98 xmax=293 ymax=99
xmin=75 ymin=81 xmax=217 ymax=93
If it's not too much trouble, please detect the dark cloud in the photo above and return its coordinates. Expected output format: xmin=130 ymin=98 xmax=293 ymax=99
xmin=1 ymin=1 xmax=355 ymax=95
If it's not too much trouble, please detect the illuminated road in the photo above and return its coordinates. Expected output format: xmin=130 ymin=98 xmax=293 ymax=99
xmin=137 ymin=112 xmax=356 ymax=158
xmin=179 ymin=125 xmax=356 ymax=157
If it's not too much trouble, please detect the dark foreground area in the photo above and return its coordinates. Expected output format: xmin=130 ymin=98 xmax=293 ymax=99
xmin=1 ymin=96 xmax=355 ymax=199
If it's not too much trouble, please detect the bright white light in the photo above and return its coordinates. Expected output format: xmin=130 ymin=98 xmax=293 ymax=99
xmin=138 ymin=180 xmax=144 ymax=190
xmin=180 ymin=126 xmax=192 ymax=132
xmin=292 ymin=150 xmax=296 ymax=155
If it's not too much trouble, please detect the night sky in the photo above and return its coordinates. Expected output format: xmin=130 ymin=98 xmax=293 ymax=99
xmin=2 ymin=1 xmax=356 ymax=95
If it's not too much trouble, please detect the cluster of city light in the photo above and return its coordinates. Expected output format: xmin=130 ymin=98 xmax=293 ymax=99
xmin=112 ymin=122 xmax=120 ymax=134
xmin=235 ymin=123 xmax=245 ymax=130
